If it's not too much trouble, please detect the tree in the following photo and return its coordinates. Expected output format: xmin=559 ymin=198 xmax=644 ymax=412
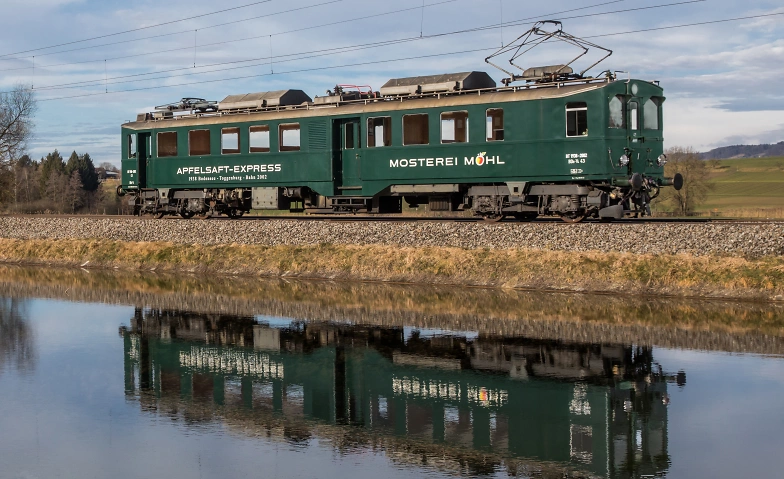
xmin=65 ymin=150 xmax=99 ymax=193
xmin=0 ymin=86 xmax=36 ymax=169
xmin=39 ymin=150 xmax=64 ymax=193
xmin=12 ymin=154 xmax=37 ymax=206
xmin=79 ymin=153 xmax=99 ymax=192
xmin=98 ymin=161 xmax=119 ymax=173
xmin=64 ymin=170 xmax=85 ymax=213
xmin=45 ymin=170 xmax=67 ymax=211
xmin=659 ymin=147 xmax=713 ymax=216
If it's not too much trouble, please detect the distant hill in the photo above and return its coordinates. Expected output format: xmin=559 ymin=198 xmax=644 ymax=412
xmin=701 ymin=142 xmax=784 ymax=159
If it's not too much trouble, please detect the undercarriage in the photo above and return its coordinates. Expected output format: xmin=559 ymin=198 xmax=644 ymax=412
xmin=120 ymin=175 xmax=676 ymax=224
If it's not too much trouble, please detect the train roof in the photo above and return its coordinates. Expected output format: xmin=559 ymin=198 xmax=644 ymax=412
xmin=123 ymin=71 xmax=655 ymax=130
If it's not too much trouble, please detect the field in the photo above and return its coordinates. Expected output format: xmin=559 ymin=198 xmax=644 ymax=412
xmin=696 ymin=156 xmax=784 ymax=218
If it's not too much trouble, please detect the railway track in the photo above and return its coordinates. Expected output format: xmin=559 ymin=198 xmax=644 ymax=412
xmin=2 ymin=213 xmax=782 ymax=225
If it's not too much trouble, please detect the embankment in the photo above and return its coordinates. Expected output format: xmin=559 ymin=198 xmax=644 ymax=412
xmin=0 ymin=216 xmax=782 ymax=301
xmin=2 ymin=265 xmax=783 ymax=354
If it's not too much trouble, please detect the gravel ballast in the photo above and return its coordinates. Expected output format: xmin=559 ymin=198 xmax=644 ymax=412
xmin=0 ymin=216 xmax=782 ymax=257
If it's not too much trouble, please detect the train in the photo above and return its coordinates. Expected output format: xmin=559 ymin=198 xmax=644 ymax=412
xmin=118 ymin=22 xmax=682 ymax=223
xmin=122 ymin=308 xmax=678 ymax=477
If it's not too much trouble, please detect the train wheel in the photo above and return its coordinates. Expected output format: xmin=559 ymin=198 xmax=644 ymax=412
xmin=227 ymin=209 xmax=244 ymax=219
xmin=180 ymin=211 xmax=195 ymax=219
xmin=481 ymin=214 xmax=505 ymax=223
xmin=560 ymin=212 xmax=586 ymax=224
xmin=154 ymin=212 xmax=165 ymax=219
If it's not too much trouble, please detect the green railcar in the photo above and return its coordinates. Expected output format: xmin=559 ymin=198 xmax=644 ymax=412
xmin=119 ymin=71 xmax=681 ymax=222
xmin=123 ymin=310 xmax=675 ymax=478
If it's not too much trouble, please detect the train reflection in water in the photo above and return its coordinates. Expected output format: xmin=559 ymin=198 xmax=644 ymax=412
xmin=121 ymin=309 xmax=685 ymax=478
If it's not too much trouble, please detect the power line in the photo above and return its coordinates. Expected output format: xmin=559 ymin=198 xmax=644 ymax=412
xmin=39 ymin=47 xmax=498 ymax=102
xmin=0 ymin=0 xmax=452 ymax=74
xmin=37 ymin=0 xmax=767 ymax=102
xmin=8 ymin=0 xmax=614 ymax=92
xmin=37 ymin=7 xmax=784 ymax=104
xmin=0 ymin=0 xmax=348 ymax=66
xmin=0 ymin=0 xmax=274 ymax=59
xmin=586 ymin=11 xmax=784 ymax=38
xmin=30 ymin=37 xmax=422 ymax=92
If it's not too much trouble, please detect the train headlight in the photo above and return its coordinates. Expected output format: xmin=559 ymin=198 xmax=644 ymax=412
xmin=657 ymin=154 xmax=668 ymax=167
xmin=619 ymin=154 xmax=630 ymax=167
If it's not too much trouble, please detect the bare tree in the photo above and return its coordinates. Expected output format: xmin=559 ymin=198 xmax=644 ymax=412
xmin=0 ymin=86 xmax=36 ymax=167
xmin=64 ymin=170 xmax=85 ymax=213
xmin=99 ymin=161 xmax=120 ymax=173
xmin=659 ymin=146 xmax=713 ymax=216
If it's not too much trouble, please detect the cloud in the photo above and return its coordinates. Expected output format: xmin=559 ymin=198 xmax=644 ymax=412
xmin=4 ymin=0 xmax=784 ymax=159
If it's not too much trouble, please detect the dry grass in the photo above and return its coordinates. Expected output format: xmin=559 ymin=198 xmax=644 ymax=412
xmin=0 ymin=238 xmax=782 ymax=300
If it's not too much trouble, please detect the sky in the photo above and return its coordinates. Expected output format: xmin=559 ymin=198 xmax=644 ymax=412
xmin=0 ymin=0 xmax=782 ymax=166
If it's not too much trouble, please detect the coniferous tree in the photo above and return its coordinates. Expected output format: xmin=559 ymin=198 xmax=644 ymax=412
xmin=79 ymin=153 xmax=99 ymax=192
xmin=39 ymin=150 xmax=64 ymax=193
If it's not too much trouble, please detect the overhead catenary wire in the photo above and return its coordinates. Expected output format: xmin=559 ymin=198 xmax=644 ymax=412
xmin=24 ymin=37 xmax=425 ymax=93
xmin=39 ymin=47 xmax=498 ymax=102
xmin=13 ymin=0 xmax=701 ymax=95
xmin=5 ymin=0 xmax=619 ymax=93
xmin=0 ymin=0 xmax=451 ymax=73
xmin=32 ymin=4 xmax=784 ymax=102
xmin=0 ymin=0 xmax=275 ymax=59
xmin=39 ymin=5 xmax=781 ymax=104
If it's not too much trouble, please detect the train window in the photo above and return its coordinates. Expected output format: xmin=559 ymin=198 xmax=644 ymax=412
xmin=403 ymin=114 xmax=429 ymax=145
xmin=221 ymin=128 xmax=240 ymax=154
xmin=279 ymin=123 xmax=301 ymax=152
xmin=441 ymin=111 xmax=468 ymax=144
xmin=486 ymin=109 xmax=504 ymax=141
xmin=609 ymin=96 xmax=625 ymax=129
xmin=644 ymin=98 xmax=660 ymax=130
xmin=566 ymin=102 xmax=588 ymax=137
xmin=629 ymin=101 xmax=639 ymax=130
xmin=344 ymin=123 xmax=355 ymax=149
xmin=367 ymin=117 xmax=391 ymax=148
xmin=128 ymin=133 xmax=137 ymax=158
xmin=249 ymin=125 xmax=270 ymax=153
xmin=189 ymin=129 xmax=211 ymax=156
xmin=157 ymin=131 xmax=178 ymax=157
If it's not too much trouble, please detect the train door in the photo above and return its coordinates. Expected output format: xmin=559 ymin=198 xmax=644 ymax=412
xmin=626 ymin=96 xmax=643 ymax=173
xmin=137 ymin=132 xmax=151 ymax=188
xmin=333 ymin=118 xmax=362 ymax=192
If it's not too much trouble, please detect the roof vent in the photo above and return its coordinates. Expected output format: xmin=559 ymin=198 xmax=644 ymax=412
xmin=218 ymin=90 xmax=312 ymax=111
xmin=379 ymin=72 xmax=495 ymax=97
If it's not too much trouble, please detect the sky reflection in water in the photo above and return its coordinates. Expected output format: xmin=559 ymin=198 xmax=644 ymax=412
xmin=0 ymin=289 xmax=783 ymax=479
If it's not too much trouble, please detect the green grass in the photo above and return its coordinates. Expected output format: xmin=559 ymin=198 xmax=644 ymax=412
xmin=697 ymin=156 xmax=784 ymax=216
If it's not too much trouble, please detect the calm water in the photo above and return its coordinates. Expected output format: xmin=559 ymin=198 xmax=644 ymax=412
xmin=1 ymin=272 xmax=783 ymax=478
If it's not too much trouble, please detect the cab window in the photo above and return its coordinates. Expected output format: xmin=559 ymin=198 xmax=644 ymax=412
xmin=566 ymin=102 xmax=588 ymax=137
xmin=629 ymin=101 xmax=639 ymax=130
xmin=644 ymin=98 xmax=660 ymax=130
xmin=609 ymin=96 xmax=625 ymax=129
xmin=128 ymin=133 xmax=137 ymax=158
